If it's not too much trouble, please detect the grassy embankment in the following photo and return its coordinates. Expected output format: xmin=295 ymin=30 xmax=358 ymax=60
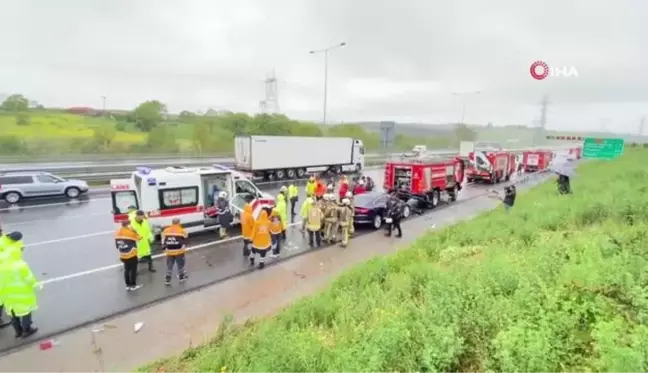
xmin=141 ymin=148 xmax=648 ymax=372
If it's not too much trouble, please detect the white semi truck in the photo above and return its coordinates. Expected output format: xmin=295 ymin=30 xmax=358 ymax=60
xmin=234 ymin=135 xmax=365 ymax=181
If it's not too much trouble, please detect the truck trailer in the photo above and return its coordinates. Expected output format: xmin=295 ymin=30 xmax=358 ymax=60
xmin=234 ymin=136 xmax=365 ymax=181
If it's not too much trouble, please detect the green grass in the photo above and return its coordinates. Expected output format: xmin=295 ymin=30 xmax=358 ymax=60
xmin=140 ymin=149 xmax=648 ymax=372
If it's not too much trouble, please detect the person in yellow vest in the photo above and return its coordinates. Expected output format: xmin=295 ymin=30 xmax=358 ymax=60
xmin=337 ymin=198 xmax=354 ymax=247
xmin=240 ymin=200 xmax=255 ymax=257
xmin=322 ymin=194 xmax=338 ymax=243
xmin=269 ymin=208 xmax=283 ymax=257
xmin=306 ymin=198 xmax=323 ymax=248
xmin=299 ymin=193 xmax=314 ymax=233
xmin=276 ymin=187 xmax=289 ymax=240
xmin=345 ymin=191 xmax=356 ymax=236
xmin=115 ymin=221 xmax=142 ymax=291
xmin=162 ymin=218 xmax=188 ymax=285
xmin=0 ymin=231 xmax=40 ymax=338
xmin=288 ymin=183 xmax=299 ymax=223
xmin=249 ymin=210 xmax=272 ymax=269
xmin=305 ymin=176 xmax=316 ymax=198
xmin=0 ymin=231 xmax=25 ymax=329
xmin=127 ymin=205 xmax=138 ymax=224
xmin=131 ymin=210 xmax=156 ymax=272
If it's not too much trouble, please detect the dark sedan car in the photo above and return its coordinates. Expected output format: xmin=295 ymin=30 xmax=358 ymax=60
xmin=353 ymin=191 xmax=413 ymax=229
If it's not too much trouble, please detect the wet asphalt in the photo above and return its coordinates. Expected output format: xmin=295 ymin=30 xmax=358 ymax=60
xmin=0 ymin=168 xmax=534 ymax=354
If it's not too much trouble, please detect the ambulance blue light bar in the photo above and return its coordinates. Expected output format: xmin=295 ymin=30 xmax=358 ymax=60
xmin=136 ymin=167 xmax=152 ymax=175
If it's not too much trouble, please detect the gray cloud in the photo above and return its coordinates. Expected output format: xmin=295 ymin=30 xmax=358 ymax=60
xmin=0 ymin=0 xmax=646 ymax=132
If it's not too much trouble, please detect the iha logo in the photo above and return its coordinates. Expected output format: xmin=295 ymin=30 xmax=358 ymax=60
xmin=530 ymin=61 xmax=579 ymax=80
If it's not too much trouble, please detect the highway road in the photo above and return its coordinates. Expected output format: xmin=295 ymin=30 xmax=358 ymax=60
xmin=0 ymin=168 xmax=542 ymax=354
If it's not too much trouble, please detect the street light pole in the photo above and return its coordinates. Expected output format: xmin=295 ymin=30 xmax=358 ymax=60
xmin=452 ymin=91 xmax=481 ymax=124
xmin=100 ymin=95 xmax=106 ymax=112
xmin=309 ymin=42 xmax=346 ymax=125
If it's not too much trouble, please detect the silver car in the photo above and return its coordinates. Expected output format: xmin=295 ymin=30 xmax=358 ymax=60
xmin=0 ymin=172 xmax=89 ymax=204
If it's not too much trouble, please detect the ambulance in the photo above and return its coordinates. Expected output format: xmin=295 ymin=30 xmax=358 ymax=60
xmin=109 ymin=165 xmax=275 ymax=239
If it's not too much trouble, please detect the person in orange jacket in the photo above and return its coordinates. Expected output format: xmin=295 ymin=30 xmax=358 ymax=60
xmin=240 ymin=199 xmax=255 ymax=257
xmin=315 ymin=176 xmax=326 ymax=200
xmin=161 ymin=218 xmax=189 ymax=285
xmin=269 ymin=208 xmax=283 ymax=257
xmin=114 ymin=221 xmax=142 ymax=291
xmin=338 ymin=176 xmax=349 ymax=201
xmin=249 ymin=210 xmax=272 ymax=269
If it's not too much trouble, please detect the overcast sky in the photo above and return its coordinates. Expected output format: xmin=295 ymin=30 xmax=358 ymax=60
xmin=1 ymin=0 xmax=646 ymax=132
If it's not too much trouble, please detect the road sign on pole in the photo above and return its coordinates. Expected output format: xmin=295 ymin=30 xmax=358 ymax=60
xmin=582 ymin=137 xmax=624 ymax=159
xmin=380 ymin=121 xmax=396 ymax=149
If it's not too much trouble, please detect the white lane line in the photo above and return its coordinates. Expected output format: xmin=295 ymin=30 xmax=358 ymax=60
xmin=27 ymin=231 xmax=114 ymax=247
xmin=0 ymin=197 xmax=110 ymax=212
xmin=4 ymin=212 xmax=110 ymax=226
xmin=39 ymin=222 xmax=303 ymax=286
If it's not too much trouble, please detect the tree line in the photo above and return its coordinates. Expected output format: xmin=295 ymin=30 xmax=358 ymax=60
xmin=0 ymin=94 xmax=476 ymax=156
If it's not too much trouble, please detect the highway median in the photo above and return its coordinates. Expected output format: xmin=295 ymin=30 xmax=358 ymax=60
xmin=140 ymin=149 xmax=648 ymax=372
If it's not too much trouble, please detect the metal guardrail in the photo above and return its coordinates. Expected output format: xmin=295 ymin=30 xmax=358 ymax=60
xmin=2 ymin=145 xmax=581 ymax=185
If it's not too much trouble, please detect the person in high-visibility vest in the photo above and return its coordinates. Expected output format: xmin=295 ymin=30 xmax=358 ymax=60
xmin=276 ymin=188 xmax=288 ymax=240
xmin=269 ymin=208 xmax=283 ymax=257
xmin=131 ymin=210 xmax=156 ymax=272
xmin=127 ymin=205 xmax=138 ymax=224
xmin=288 ymin=183 xmax=299 ymax=223
xmin=0 ymin=231 xmax=40 ymax=339
xmin=0 ymin=231 xmax=23 ymax=329
xmin=162 ymin=218 xmax=189 ymax=285
xmin=115 ymin=221 xmax=142 ymax=291
xmin=305 ymin=176 xmax=316 ymax=197
xmin=306 ymin=198 xmax=323 ymax=248
xmin=299 ymin=193 xmax=314 ymax=233
xmin=249 ymin=210 xmax=272 ymax=269
xmin=240 ymin=200 xmax=255 ymax=257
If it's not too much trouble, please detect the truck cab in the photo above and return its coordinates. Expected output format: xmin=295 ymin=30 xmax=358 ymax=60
xmin=110 ymin=165 xmax=274 ymax=239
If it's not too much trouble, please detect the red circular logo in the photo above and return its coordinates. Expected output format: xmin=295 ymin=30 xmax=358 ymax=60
xmin=530 ymin=61 xmax=549 ymax=80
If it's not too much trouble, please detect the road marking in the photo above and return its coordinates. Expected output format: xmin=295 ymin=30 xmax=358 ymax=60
xmin=0 ymin=197 xmax=110 ymax=212
xmin=27 ymin=231 xmax=114 ymax=247
xmin=4 ymin=212 xmax=110 ymax=226
xmin=39 ymin=222 xmax=303 ymax=286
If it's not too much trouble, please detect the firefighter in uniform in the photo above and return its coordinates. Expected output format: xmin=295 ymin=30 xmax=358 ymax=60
xmin=269 ymin=208 xmax=283 ymax=257
xmin=323 ymin=194 xmax=338 ymax=243
xmin=288 ymin=183 xmax=299 ymax=222
xmin=240 ymin=200 xmax=255 ymax=257
xmin=162 ymin=218 xmax=188 ymax=285
xmin=131 ymin=210 xmax=156 ymax=272
xmin=115 ymin=221 xmax=142 ymax=291
xmin=299 ymin=193 xmax=314 ymax=232
xmin=345 ymin=191 xmax=356 ymax=236
xmin=249 ymin=210 xmax=272 ymax=269
xmin=306 ymin=198 xmax=323 ymax=248
xmin=0 ymin=236 xmax=40 ymax=339
xmin=337 ymin=198 xmax=354 ymax=247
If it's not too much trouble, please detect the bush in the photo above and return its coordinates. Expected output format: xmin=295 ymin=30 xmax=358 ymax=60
xmin=141 ymin=149 xmax=648 ymax=372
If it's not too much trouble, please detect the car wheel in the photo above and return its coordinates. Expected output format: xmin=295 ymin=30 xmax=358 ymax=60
xmin=402 ymin=205 xmax=411 ymax=219
xmin=4 ymin=192 xmax=22 ymax=204
xmin=372 ymin=214 xmax=382 ymax=229
xmin=65 ymin=187 xmax=81 ymax=199
xmin=431 ymin=190 xmax=440 ymax=208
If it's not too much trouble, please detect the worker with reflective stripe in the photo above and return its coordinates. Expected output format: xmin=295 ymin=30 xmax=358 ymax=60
xmin=115 ymin=221 xmax=142 ymax=291
xmin=269 ymin=208 xmax=283 ymax=257
xmin=162 ymin=218 xmax=188 ymax=285
xmin=240 ymin=200 xmax=255 ymax=257
xmin=276 ymin=187 xmax=288 ymax=240
xmin=322 ymin=194 xmax=338 ymax=243
xmin=306 ymin=198 xmax=323 ymax=248
xmin=0 ymin=231 xmax=40 ymax=339
xmin=131 ymin=210 xmax=156 ymax=273
xmin=288 ymin=183 xmax=299 ymax=223
xmin=337 ymin=198 xmax=354 ymax=247
xmin=299 ymin=193 xmax=314 ymax=233
xmin=249 ymin=210 xmax=272 ymax=269
xmin=345 ymin=191 xmax=356 ymax=236
xmin=127 ymin=205 xmax=137 ymax=224
xmin=0 ymin=231 xmax=23 ymax=329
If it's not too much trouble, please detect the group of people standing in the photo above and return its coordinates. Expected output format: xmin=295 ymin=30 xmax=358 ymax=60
xmin=0 ymin=226 xmax=40 ymax=339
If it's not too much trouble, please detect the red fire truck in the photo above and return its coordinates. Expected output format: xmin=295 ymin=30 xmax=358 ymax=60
xmin=383 ymin=156 xmax=465 ymax=208
xmin=522 ymin=149 xmax=553 ymax=173
xmin=466 ymin=150 xmax=516 ymax=184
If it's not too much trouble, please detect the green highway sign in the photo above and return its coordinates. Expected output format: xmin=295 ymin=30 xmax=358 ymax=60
xmin=582 ymin=137 xmax=624 ymax=160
